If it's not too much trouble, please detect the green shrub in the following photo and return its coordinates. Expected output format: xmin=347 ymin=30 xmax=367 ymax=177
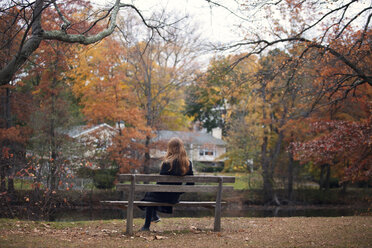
xmin=76 ymin=167 xmax=95 ymax=178
xmin=92 ymin=169 xmax=117 ymax=189
xmin=93 ymin=173 xmax=115 ymax=189
xmin=194 ymin=162 xmax=224 ymax=173
xmin=329 ymin=178 xmax=340 ymax=188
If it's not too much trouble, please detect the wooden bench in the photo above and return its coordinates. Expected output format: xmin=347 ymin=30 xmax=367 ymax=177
xmin=101 ymin=174 xmax=235 ymax=235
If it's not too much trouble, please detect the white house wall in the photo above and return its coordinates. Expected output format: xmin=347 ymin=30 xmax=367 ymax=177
xmin=150 ymin=145 xmax=225 ymax=163
xmin=75 ymin=127 xmax=116 ymax=164
xmin=192 ymin=145 xmax=225 ymax=162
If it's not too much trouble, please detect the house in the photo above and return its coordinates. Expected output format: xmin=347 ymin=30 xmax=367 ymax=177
xmin=150 ymin=128 xmax=226 ymax=171
xmin=65 ymin=123 xmax=117 ymax=167
xmin=22 ymin=123 xmax=118 ymax=190
xmin=66 ymin=123 xmax=116 ymax=148
xmin=65 ymin=124 xmax=227 ymax=173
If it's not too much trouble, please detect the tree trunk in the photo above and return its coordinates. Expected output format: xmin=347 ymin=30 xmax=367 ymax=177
xmin=143 ymin=135 xmax=151 ymax=174
xmin=0 ymin=167 xmax=6 ymax=192
xmin=341 ymin=181 xmax=348 ymax=193
xmin=5 ymin=87 xmax=15 ymax=193
xmin=143 ymin=73 xmax=152 ymax=174
xmin=262 ymin=169 xmax=275 ymax=203
xmin=7 ymin=175 xmax=14 ymax=193
xmin=50 ymin=152 xmax=57 ymax=190
xmin=259 ymin=82 xmax=281 ymax=205
xmin=268 ymin=130 xmax=283 ymax=206
xmin=49 ymin=75 xmax=58 ymax=190
xmin=1 ymin=88 xmax=6 ymax=192
xmin=319 ymin=164 xmax=325 ymax=190
xmin=319 ymin=163 xmax=331 ymax=191
xmin=287 ymin=150 xmax=294 ymax=202
xmin=261 ymin=135 xmax=279 ymax=205
xmin=325 ymin=163 xmax=331 ymax=191
xmin=341 ymin=160 xmax=349 ymax=193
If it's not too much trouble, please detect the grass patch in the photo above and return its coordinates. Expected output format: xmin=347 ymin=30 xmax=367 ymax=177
xmin=14 ymin=178 xmax=34 ymax=190
xmin=199 ymin=171 xmax=263 ymax=190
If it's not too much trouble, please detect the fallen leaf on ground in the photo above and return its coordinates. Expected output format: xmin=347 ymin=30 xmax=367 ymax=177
xmin=155 ymin=235 xmax=167 ymax=240
xmin=190 ymin=225 xmax=203 ymax=233
xmin=141 ymin=235 xmax=155 ymax=241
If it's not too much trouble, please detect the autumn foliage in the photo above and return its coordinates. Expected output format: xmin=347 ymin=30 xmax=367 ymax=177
xmin=68 ymin=37 xmax=150 ymax=172
xmin=0 ymin=0 xmax=371 ymax=217
xmin=292 ymin=117 xmax=372 ymax=183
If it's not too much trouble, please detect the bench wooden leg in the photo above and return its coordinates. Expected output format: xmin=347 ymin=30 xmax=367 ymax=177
xmin=126 ymin=175 xmax=135 ymax=235
xmin=214 ymin=177 xmax=222 ymax=232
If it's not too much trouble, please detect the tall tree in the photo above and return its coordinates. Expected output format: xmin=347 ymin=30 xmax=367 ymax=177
xmin=68 ymin=36 xmax=149 ymax=173
xmin=185 ymin=50 xmax=299 ymax=204
xmin=291 ymin=84 xmax=372 ymax=187
xmin=0 ymin=85 xmax=31 ymax=193
xmin=185 ymin=54 xmax=256 ymax=134
xmin=0 ymin=1 xmax=85 ymax=192
xmin=213 ymin=0 xmax=371 ymax=197
xmin=25 ymin=38 xmax=82 ymax=190
xmin=218 ymin=0 xmax=371 ymax=106
xmin=118 ymin=11 xmax=201 ymax=173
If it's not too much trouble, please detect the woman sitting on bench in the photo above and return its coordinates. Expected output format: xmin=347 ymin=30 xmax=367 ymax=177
xmin=140 ymin=137 xmax=194 ymax=231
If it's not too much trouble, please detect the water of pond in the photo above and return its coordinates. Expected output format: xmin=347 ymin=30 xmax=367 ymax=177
xmin=52 ymin=206 xmax=368 ymax=222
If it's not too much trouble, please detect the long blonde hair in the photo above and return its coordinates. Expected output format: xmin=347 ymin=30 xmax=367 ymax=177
xmin=163 ymin=137 xmax=189 ymax=175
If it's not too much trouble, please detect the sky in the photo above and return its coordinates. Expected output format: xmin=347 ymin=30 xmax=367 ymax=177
xmin=90 ymin=0 xmax=257 ymax=67
xmin=136 ymin=0 xmax=244 ymax=43
xmin=90 ymin=0 xmax=371 ymax=66
xmin=91 ymin=0 xmax=244 ymax=44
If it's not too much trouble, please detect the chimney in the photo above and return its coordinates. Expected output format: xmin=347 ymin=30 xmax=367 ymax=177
xmin=212 ymin=127 xmax=222 ymax=139
xmin=116 ymin=120 xmax=125 ymax=130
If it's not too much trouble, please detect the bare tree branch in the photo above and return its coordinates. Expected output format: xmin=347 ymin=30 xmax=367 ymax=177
xmin=52 ymin=0 xmax=71 ymax=31
xmin=0 ymin=0 xmax=173 ymax=86
xmin=82 ymin=7 xmax=115 ymax=35
xmin=42 ymin=0 xmax=120 ymax=44
xmin=336 ymin=7 xmax=372 ymax=40
xmin=0 ymin=0 xmax=44 ymax=86
xmin=228 ymin=35 xmax=371 ymax=88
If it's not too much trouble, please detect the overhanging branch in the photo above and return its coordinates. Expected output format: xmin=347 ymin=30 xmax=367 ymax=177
xmin=229 ymin=37 xmax=371 ymax=87
xmin=43 ymin=0 xmax=120 ymax=44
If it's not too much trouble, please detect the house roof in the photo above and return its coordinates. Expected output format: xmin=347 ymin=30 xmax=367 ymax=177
xmin=65 ymin=123 xmax=116 ymax=138
xmin=153 ymin=130 xmax=226 ymax=146
xmin=64 ymin=125 xmax=225 ymax=146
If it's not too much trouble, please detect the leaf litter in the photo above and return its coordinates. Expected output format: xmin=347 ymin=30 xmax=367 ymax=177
xmin=0 ymin=216 xmax=371 ymax=248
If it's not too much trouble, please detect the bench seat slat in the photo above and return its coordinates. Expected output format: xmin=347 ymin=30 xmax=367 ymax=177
xmin=118 ymin=174 xmax=235 ymax=183
xmin=101 ymin=201 xmax=226 ymax=207
xmin=116 ymin=184 xmax=234 ymax=193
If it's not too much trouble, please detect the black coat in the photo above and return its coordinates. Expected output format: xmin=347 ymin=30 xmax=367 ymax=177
xmin=140 ymin=160 xmax=194 ymax=214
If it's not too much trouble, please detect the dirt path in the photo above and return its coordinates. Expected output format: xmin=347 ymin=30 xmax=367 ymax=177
xmin=1 ymin=216 xmax=371 ymax=247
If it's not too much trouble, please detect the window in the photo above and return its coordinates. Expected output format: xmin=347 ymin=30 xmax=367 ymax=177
xmin=205 ymin=151 xmax=214 ymax=156
xmin=199 ymin=149 xmax=214 ymax=156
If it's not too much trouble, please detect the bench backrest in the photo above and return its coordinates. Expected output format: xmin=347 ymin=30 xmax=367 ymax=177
xmin=117 ymin=174 xmax=235 ymax=193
